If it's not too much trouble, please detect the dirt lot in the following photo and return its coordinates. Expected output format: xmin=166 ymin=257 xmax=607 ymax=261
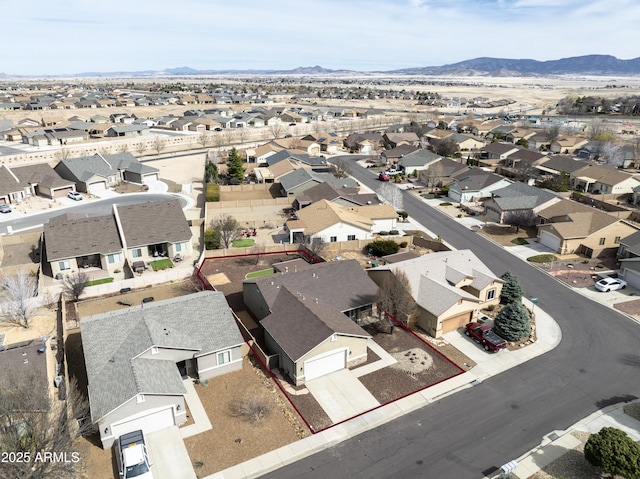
xmin=184 ymin=356 xmax=308 ymax=478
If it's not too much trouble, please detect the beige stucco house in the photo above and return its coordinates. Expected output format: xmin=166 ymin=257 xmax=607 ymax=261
xmin=368 ymin=250 xmax=504 ymax=338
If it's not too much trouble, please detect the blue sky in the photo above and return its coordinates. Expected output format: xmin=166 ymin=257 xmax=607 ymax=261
xmin=1 ymin=0 xmax=638 ymax=75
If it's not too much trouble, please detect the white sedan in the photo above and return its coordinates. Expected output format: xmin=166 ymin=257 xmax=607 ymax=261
xmin=594 ymin=277 xmax=627 ymax=292
xmin=67 ymin=191 xmax=83 ymax=201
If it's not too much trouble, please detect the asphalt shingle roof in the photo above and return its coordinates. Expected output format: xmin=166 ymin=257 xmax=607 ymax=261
xmin=81 ymin=291 xmax=243 ymax=422
xmin=115 ymin=199 xmax=192 ymax=247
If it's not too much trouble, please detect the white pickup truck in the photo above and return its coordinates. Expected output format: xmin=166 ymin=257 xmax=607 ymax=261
xmin=116 ymin=430 xmax=153 ymax=479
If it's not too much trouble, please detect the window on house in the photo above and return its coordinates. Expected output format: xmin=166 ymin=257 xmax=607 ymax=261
xmin=136 ymin=394 xmax=145 ymax=403
xmin=132 ymin=248 xmax=142 ymax=258
xmin=347 ymin=235 xmax=356 ymax=241
xmin=487 ymin=289 xmax=496 ymax=301
xmin=175 ymin=242 xmax=186 ymax=252
xmin=599 ymin=238 xmax=606 ymax=246
xmin=330 ymin=236 xmax=337 ymax=242
xmin=615 ymin=236 xmax=621 ymax=244
xmin=217 ymin=350 xmax=231 ymax=365
xmin=107 ymin=253 xmax=121 ymax=264
xmin=59 ymin=261 xmax=71 ymax=271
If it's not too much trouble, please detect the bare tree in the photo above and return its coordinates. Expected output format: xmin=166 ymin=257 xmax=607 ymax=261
xmin=376 ymin=182 xmax=404 ymax=211
xmin=237 ymin=127 xmax=247 ymax=145
xmin=213 ymin=132 xmax=225 ymax=150
xmin=0 ymin=371 xmax=90 ymax=479
xmin=61 ymin=272 xmax=89 ymax=302
xmin=153 ymin=135 xmax=166 ymax=155
xmin=269 ymin=121 xmax=284 ymax=138
xmin=419 ymin=160 xmax=445 ymax=192
xmin=433 ymin=137 xmax=459 ymax=157
xmin=98 ymin=145 xmax=111 ymax=157
xmin=504 ymin=210 xmax=537 ymax=232
xmin=56 ymin=147 xmax=72 ymax=161
xmin=600 ymin=141 xmax=624 ymax=166
xmin=119 ymin=142 xmax=129 ymax=154
xmin=209 ymin=215 xmax=242 ymax=249
xmin=331 ymin=157 xmax=351 ymax=179
xmin=0 ymin=268 xmax=41 ymax=328
xmin=304 ymin=235 xmax=328 ymax=260
xmin=513 ymin=159 xmax=536 ymax=182
xmin=198 ymin=132 xmax=211 ymax=148
xmin=375 ymin=270 xmax=417 ymax=326
xmin=544 ymin=123 xmax=563 ymax=144
xmin=135 ymin=142 xmax=146 ymax=156
xmin=587 ymin=119 xmax=612 ymax=140
xmin=223 ymin=129 xmax=236 ymax=146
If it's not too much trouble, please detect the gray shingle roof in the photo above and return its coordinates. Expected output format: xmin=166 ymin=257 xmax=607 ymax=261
xmin=244 ymin=259 xmax=379 ymax=314
xmin=261 ymin=287 xmax=371 ymax=361
xmin=44 ymin=213 xmax=123 ymax=261
xmin=81 ymin=291 xmax=244 ymax=422
xmin=115 ymin=199 xmax=192 ymax=247
xmin=490 ymin=182 xmax=559 ymax=210
xmin=398 ymin=149 xmax=441 ymax=167
xmin=55 ymin=152 xmax=158 ymax=183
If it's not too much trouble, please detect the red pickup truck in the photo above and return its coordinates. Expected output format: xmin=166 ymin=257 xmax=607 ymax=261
xmin=464 ymin=322 xmax=507 ymax=352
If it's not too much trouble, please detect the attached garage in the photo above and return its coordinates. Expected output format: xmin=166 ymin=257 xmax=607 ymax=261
xmin=142 ymin=172 xmax=159 ymax=184
xmin=622 ymin=267 xmax=640 ymax=289
xmin=441 ymin=311 xmax=474 ymax=334
xmin=87 ymin=181 xmax=107 ymax=194
xmin=304 ymin=349 xmax=347 ymax=381
xmin=110 ymin=406 xmax=176 ymax=439
xmin=540 ymin=230 xmax=562 ymax=253
xmin=53 ymin=186 xmax=74 ymax=199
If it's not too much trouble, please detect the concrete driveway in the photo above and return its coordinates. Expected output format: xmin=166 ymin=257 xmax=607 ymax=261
xmin=146 ymin=426 xmax=196 ymax=479
xmin=305 ymin=369 xmax=380 ymax=423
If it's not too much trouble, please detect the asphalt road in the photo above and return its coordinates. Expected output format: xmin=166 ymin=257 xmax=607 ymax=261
xmin=261 ymin=158 xmax=640 ymax=478
xmin=0 ymin=193 xmax=187 ymax=235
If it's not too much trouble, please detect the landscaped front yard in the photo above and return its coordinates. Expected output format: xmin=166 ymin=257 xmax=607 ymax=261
xmin=184 ymin=356 xmax=308 ymax=477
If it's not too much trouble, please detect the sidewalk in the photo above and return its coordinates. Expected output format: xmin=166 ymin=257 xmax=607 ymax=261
xmin=206 ymin=302 xmax=562 ymax=479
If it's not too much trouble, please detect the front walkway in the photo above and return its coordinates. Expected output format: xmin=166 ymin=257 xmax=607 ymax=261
xmin=180 ymin=378 xmax=212 ymax=438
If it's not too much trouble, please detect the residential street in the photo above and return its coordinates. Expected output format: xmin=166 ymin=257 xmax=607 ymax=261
xmin=260 ymin=158 xmax=640 ymax=478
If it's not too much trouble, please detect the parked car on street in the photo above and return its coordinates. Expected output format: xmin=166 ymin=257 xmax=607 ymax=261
xmin=378 ymin=172 xmax=390 ymax=181
xmin=116 ymin=430 xmax=153 ymax=479
xmin=0 ymin=204 xmax=11 ymax=213
xmin=465 ymin=322 xmax=507 ymax=352
xmin=594 ymin=277 xmax=627 ymax=292
xmin=67 ymin=191 xmax=83 ymax=201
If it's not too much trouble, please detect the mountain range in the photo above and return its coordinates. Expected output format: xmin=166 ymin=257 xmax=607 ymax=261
xmin=2 ymin=55 xmax=640 ymax=78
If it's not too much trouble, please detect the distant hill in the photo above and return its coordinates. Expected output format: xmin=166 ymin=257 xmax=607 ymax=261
xmin=5 ymin=55 xmax=640 ymax=78
xmin=391 ymin=55 xmax=640 ymax=76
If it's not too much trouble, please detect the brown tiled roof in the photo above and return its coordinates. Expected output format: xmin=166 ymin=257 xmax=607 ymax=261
xmin=115 ymin=199 xmax=191 ymax=248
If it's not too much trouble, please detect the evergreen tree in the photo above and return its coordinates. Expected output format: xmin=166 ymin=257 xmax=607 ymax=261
xmin=500 ymin=271 xmax=524 ymax=304
xmin=226 ymin=147 xmax=245 ymax=182
xmin=205 ymin=160 xmax=218 ymax=184
xmin=584 ymin=427 xmax=640 ymax=479
xmin=493 ymin=301 xmax=530 ymax=341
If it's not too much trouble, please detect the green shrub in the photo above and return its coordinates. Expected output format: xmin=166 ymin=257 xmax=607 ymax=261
xmin=439 ymin=202 xmax=452 ymax=206
xmin=206 ymin=183 xmax=220 ymax=202
xmin=494 ymin=301 xmax=531 ymax=341
xmin=584 ymin=427 xmax=640 ymax=479
xmin=399 ymin=241 xmax=408 ymax=248
xmin=527 ymin=254 xmax=557 ymax=263
xmin=366 ymin=240 xmax=400 ymax=257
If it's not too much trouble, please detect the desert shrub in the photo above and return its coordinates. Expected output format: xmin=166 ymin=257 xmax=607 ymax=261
xmin=229 ymin=395 xmax=270 ymax=422
xmin=399 ymin=241 xmax=408 ymax=248
xmin=584 ymin=427 xmax=640 ymax=479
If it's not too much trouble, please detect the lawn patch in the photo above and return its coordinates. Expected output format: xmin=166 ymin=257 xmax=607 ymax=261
xmin=245 ymin=268 xmax=275 ymax=279
xmin=206 ymin=183 xmax=220 ymax=202
xmin=150 ymin=258 xmax=173 ymax=271
xmin=527 ymin=254 xmax=558 ymax=263
xmin=86 ymin=277 xmax=114 ymax=287
xmin=511 ymin=237 xmax=530 ymax=245
xmin=232 ymin=238 xmax=255 ymax=248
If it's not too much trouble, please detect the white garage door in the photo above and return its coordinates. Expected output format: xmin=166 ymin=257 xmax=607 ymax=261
xmin=88 ymin=181 xmax=107 ymax=193
xmin=540 ymin=230 xmax=562 ymax=252
xmin=110 ymin=407 xmax=175 ymax=439
xmin=304 ymin=349 xmax=346 ymax=381
xmin=142 ymin=173 xmax=159 ymax=184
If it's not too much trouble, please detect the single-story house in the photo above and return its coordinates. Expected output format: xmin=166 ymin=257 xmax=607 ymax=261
xmin=0 ymin=163 xmax=76 ymax=204
xmin=44 ymin=199 xmax=191 ymax=279
xmin=380 ymin=144 xmax=420 ymax=165
xmin=448 ymin=168 xmax=512 ymax=203
xmin=278 ymin=168 xmax=357 ymax=197
xmin=368 ymin=250 xmax=504 ymax=338
xmin=81 ymin=291 xmax=245 ymax=448
xmin=570 ymin=163 xmax=640 ymax=197
xmin=293 ymin=182 xmax=380 ymax=210
xmin=536 ymin=199 xmax=640 ymax=257
xmin=285 ymin=199 xmax=396 ymax=243
xmin=483 ymin=182 xmax=561 ymax=224
xmin=54 ymin=152 xmax=159 ymax=193
xmin=397 ymin=149 xmax=442 ymax=175
xmin=261 ymin=286 xmax=371 ymax=385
